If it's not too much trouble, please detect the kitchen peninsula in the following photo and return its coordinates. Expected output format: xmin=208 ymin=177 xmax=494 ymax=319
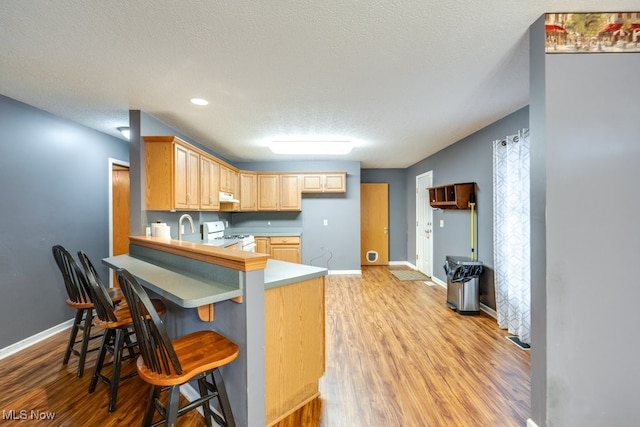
xmin=103 ymin=235 xmax=327 ymax=427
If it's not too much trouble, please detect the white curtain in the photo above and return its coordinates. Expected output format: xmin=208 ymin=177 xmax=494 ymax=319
xmin=493 ymin=129 xmax=531 ymax=344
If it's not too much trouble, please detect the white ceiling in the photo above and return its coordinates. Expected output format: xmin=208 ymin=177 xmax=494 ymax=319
xmin=0 ymin=1 xmax=637 ymax=168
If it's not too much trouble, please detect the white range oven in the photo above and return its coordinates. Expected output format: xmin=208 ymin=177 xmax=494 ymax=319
xmin=202 ymin=221 xmax=256 ymax=252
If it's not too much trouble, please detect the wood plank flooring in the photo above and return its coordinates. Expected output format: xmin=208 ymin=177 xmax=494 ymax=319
xmin=316 ymin=266 xmax=530 ymax=427
xmin=0 ymin=266 xmax=529 ymax=426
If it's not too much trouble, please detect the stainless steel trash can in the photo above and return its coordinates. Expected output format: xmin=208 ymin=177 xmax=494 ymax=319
xmin=444 ymin=255 xmax=483 ymax=315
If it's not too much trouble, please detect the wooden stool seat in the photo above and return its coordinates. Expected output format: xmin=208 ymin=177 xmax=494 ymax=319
xmin=136 ymin=330 xmax=239 ymax=387
xmin=66 ymin=287 xmax=122 ymax=310
xmin=92 ymin=299 xmax=164 ymax=329
xmin=117 ymin=268 xmax=239 ymax=427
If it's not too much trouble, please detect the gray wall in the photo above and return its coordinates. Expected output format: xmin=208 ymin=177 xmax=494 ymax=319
xmin=235 ymin=161 xmax=361 ymax=271
xmin=405 ymin=107 xmax=529 ymax=308
xmin=537 ymin=42 xmax=640 ymax=426
xmin=0 ymin=94 xmax=129 ymax=348
xmin=361 ymin=168 xmax=408 ymax=262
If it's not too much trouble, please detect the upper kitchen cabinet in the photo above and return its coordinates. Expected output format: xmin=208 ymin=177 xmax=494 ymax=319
xmin=257 ymin=174 xmax=301 ymax=211
xmin=200 ymin=155 xmax=220 ymax=211
xmin=301 ymin=172 xmax=346 ymax=193
xmin=220 ymin=164 xmax=238 ymax=196
xmin=145 ymin=136 xmax=200 ymax=211
xmin=239 ymin=171 xmax=257 ymax=211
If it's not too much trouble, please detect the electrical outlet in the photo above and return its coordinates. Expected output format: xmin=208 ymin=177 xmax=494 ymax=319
xmin=440 ymin=220 xmax=444 ymax=228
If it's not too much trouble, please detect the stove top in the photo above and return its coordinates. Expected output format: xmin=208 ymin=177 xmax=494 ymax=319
xmin=202 ymin=221 xmax=255 ymax=249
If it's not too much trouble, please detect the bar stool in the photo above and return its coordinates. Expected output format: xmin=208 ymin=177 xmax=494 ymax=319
xmin=51 ymin=245 xmax=123 ymax=378
xmin=117 ymin=268 xmax=239 ymax=427
xmin=78 ymin=251 xmax=167 ymax=413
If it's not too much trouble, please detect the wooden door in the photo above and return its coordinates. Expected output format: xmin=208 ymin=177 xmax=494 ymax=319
xmin=111 ymin=163 xmax=130 ymax=286
xmin=360 ymin=183 xmax=389 ymax=265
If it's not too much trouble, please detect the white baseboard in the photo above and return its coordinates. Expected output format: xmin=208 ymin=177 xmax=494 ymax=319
xmin=527 ymin=419 xmax=539 ymax=427
xmin=389 ymin=261 xmax=414 ymax=267
xmin=480 ymin=303 xmax=497 ymax=319
xmin=431 ymin=276 xmax=447 ymax=288
xmin=0 ymin=319 xmax=73 ymax=360
xmin=328 ymin=270 xmax=361 ymax=275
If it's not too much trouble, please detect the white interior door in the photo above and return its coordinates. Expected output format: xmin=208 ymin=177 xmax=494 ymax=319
xmin=416 ymin=171 xmax=433 ymax=276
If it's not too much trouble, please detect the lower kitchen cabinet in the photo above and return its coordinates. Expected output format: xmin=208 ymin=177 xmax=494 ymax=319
xmin=255 ymin=237 xmax=269 ymax=255
xmin=256 ymin=236 xmax=301 ymax=263
xmin=265 ymin=275 xmax=325 ymax=425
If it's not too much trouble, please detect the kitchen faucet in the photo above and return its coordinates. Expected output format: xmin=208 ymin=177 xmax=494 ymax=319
xmin=178 ymin=214 xmax=195 ymax=241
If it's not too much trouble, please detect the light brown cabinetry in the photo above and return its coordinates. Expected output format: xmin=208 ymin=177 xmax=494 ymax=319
xmin=428 ymin=182 xmax=476 ymax=209
xmin=220 ymin=165 xmax=238 ymax=195
xmin=255 ymin=236 xmax=302 ymax=263
xmin=257 ymin=174 xmax=301 ymax=211
xmin=145 ymin=136 xmax=347 ymax=212
xmin=268 ymin=236 xmax=301 ymax=263
xmin=145 ymin=136 xmax=200 ymax=211
xmin=301 ymin=172 xmax=346 ymax=193
xmin=200 ymin=156 xmax=220 ymax=210
xmin=265 ymin=276 xmax=325 ymax=425
xmin=239 ymin=172 xmax=257 ymax=211
xmin=255 ymin=237 xmax=269 ymax=255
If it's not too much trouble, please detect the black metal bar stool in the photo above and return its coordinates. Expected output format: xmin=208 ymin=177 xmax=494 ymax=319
xmin=78 ymin=251 xmax=167 ymax=413
xmin=117 ymin=268 xmax=239 ymax=427
xmin=51 ymin=245 xmax=123 ymax=377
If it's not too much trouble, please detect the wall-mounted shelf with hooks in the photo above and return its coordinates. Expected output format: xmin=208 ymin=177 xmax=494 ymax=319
xmin=428 ymin=182 xmax=476 ymax=210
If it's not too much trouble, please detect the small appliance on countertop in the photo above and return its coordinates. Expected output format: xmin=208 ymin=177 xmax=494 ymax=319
xmin=202 ymin=221 xmax=256 ymax=252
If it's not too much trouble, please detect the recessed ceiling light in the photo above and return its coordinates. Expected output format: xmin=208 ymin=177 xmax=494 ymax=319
xmin=269 ymin=140 xmax=353 ymax=155
xmin=190 ymin=98 xmax=209 ymax=106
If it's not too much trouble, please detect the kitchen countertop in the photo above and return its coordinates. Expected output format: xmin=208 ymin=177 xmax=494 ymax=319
xmin=103 ymin=254 xmax=242 ymax=308
xmin=103 ymin=253 xmax=327 ymax=307
xmin=264 ymin=259 xmax=327 ymax=289
xmin=226 ymin=227 xmax=302 ymax=237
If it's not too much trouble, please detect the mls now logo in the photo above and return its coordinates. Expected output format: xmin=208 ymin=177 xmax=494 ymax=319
xmin=2 ymin=410 xmax=56 ymax=420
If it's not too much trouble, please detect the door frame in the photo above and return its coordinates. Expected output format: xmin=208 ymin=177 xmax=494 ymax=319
xmin=415 ymin=171 xmax=433 ymax=276
xmin=108 ymin=157 xmax=130 ymax=287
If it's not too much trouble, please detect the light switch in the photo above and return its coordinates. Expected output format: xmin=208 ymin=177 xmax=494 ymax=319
xmin=323 ymin=219 xmax=328 ymax=226
xmin=440 ymin=220 xmax=444 ymax=228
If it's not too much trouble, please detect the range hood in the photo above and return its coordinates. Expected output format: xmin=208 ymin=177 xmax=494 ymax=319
xmin=219 ymin=191 xmax=240 ymax=203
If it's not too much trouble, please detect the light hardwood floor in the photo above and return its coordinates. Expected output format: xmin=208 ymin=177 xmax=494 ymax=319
xmin=0 ymin=266 xmax=529 ymax=426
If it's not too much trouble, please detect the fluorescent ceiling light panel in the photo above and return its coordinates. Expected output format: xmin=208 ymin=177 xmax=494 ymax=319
xmin=190 ymin=98 xmax=209 ymax=106
xmin=269 ymin=140 xmax=352 ymax=155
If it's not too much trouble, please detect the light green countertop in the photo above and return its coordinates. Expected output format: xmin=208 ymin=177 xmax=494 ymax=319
xmin=103 ymin=254 xmax=242 ymax=308
xmin=103 ymin=254 xmax=327 ymax=307
xmin=226 ymin=227 xmax=303 ymax=237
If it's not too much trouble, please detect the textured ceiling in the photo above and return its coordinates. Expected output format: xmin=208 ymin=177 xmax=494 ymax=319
xmin=0 ymin=1 xmax=637 ymax=168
